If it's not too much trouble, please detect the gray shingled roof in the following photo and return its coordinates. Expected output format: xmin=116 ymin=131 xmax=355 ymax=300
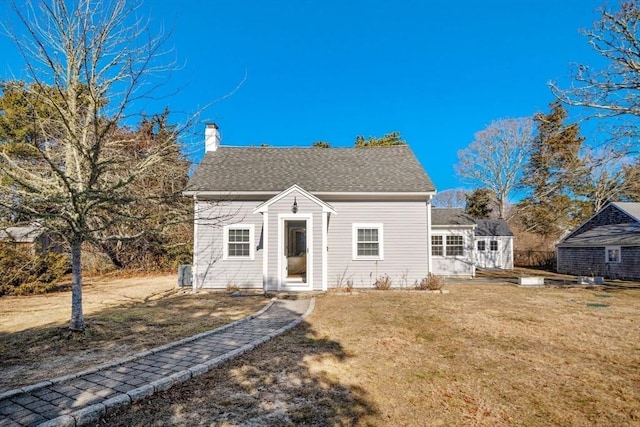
xmin=558 ymin=223 xmax=640 ymax=247
xmin=185 ymin=145 xmax=435 ymax=193
xmin=431 ymin=208 xmax=476 ymax=226
xmin=0 ymin=225 xmax=44 ymax=243
xmin=475 ymin=219 xmax=513 ymax=237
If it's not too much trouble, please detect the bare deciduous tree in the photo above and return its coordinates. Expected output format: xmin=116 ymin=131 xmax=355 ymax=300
xmin=0 ymin=0 xmax=179 ymax=331
xmin=550 ymin=0 xmax=640 ymax=124
xmin=455 ymin=118 xmax=534 ymax=219
xmin=432 ymin=189 xmax=470 ymax=208
xmin=580 ymin=145 xmax=640 ymax=212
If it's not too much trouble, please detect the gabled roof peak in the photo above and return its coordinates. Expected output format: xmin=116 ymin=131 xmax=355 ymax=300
xmin=253 ymin=184 xmax=337 ymax=214
xmin=611 ymin=202 xmax=640 ymax=222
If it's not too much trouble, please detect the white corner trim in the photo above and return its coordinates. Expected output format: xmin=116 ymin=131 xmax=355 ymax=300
xmin=322 ymin=212 xmax=329 ymax=291
xmin=192 ymin=196 xmax=199 ymax=291
xmin=262 ymin=212 xmax=269 ymax=290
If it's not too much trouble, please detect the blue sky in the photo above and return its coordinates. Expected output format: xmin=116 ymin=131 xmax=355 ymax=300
xmin=0 ymin=0 xmax=608 ymax=191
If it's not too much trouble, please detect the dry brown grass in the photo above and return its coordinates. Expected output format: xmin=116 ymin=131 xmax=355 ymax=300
xmin=103 ymin=284 xmax=640 ymax=426
xmin=0 ymin=275 xmax=268 ymax=391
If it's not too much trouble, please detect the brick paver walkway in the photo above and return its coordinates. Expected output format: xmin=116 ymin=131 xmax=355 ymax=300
xmin=0 ymin=297 xmax=314 ymax=427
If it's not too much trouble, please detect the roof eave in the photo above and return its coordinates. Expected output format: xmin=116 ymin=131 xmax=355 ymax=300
xmin=184 ymin=190 xmax=436 ymax=200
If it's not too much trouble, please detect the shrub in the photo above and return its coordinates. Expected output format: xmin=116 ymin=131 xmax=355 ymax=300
xmin=345 ymin=279 xmax=354 ymax=292
xmin=416 ymin=273 xmax=444 ymax=291
xmin=0 ymin=244 xmax=70 ymax=296
xmin=374 ymin=274 xmax=392 ymax=290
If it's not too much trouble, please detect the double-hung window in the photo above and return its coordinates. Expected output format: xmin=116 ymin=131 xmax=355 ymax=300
xmin=432 ymin=235 xmax=444 ymax=256
xmin=490 ymin=240 xmax=498 ymax=251
xmin=446 ymin=235 xmax=464 ymax=256
xmin=432 ymin=235 xmax=464 ymax=256
xmin=477 ymin=240 xmax=486 ymax=251
xmin=605 ymin=246 xmax=621 ymax=263
xmin=353 ymin=223 xmax=383 ymax=260
xmin=223 ymin=224 xmax=254 ymax=260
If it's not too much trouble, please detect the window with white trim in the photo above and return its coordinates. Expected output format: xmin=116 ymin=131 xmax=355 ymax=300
xmin=353 ymin=223 xmax=383 ymax=260
xmin=605 ymin=246 xmax=621 ymax=263
xmin=477 ymin=240 xmax=486 ymax=251
xmin=223 ymin=224 xmax=254 ymax=260
xmin=432 ymin=235 xmax=443 ymax=256
xmin=446 ymin=235 xmax=464 ymax=256
xmin=490 ymin=240 xmax=498 ymax=251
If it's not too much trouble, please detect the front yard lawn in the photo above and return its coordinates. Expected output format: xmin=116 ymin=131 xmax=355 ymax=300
xmin=102 ymin=283 xmax=640 ymax=426
xmin=0 ymin=275 xmax=269 ymax=391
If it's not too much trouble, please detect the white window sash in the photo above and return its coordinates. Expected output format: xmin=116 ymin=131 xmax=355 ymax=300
xmin=605 ymin=246 xmax=621 ymax=263
xmin=352 ymin=223 xmax=384 ymax=260
xmin=223 ymin=224 xmax=255 ymax=260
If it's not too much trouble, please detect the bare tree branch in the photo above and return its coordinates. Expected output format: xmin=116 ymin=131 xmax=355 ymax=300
xmin=455 ymin=117 xmax=533 ymax=219
xmin=550 ymin=0 xmax=640 ymax=134
xmin=0 ymin=0 xmax=179 ymax=331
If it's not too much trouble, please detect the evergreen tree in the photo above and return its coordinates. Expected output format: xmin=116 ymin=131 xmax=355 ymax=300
xmin=518 ymin=101 xmax=585 ymax=235
xmin=354 ymin=131 xmax=406 ymax=147
xmin=312 ymin=141 xmax=331 ymax=148
xmin=465 ymin=188 xmax=495 ymax=219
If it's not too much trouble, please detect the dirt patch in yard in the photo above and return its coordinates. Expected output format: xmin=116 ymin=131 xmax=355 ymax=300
xmin=103 ymin=284 xmax=640 ymax=426
xmin=0 ymin=275 xmax=269 ymax=391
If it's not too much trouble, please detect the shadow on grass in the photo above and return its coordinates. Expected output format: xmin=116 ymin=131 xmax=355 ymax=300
xmin=102 ymin=319 xmax=378 ymax=426
xmin=0 ymin=291 xmax=269 ymax=391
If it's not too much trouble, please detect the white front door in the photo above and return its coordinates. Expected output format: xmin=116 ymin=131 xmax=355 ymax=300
xmin=278 ymin=214 xmax=312 ymax=290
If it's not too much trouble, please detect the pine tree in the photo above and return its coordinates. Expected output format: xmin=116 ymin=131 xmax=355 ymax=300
xmin=354 ymin=131 xmax=406 ymax=147
xmin=518 ymin=101 xmax=585 ymax=235
xmin=465 ymin=188 xmax=495 ymax=219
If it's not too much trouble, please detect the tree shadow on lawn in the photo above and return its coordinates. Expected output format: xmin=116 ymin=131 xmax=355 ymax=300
xmin=0 ymin=292 xmax=269 ymax=391
xmin=101 ymin=319 xmax=379 ymax=427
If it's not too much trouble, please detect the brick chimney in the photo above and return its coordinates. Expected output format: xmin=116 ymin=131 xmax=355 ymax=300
xmin=205 ymin=123 xmax=220 ymax=152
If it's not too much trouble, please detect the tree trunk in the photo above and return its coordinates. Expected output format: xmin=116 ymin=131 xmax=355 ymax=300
xmin=498 ymin=192 xmax=507 ymax=219
xmin=69 ymin=239 xmax=84 ymax=331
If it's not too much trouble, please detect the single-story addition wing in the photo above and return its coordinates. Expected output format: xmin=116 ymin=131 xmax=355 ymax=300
xmin=556 ymin=202 xmax=640 ymax=280
xmin=474 ymin=219 xmax=514 ymax=270
xmin=183 ymin=124 xmax=437 ymax=291
xmin=430 ymin=209 xmax=514 ymax=276
xmin=430 ymin=208 xmax=476 ymax=276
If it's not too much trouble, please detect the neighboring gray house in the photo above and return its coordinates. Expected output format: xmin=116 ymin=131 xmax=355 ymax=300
xmin=557 ymin=202 xmax=640 ymax=280
xmin=431 ymin=208 xmax=476 ymax=276
xmin=474 ymin=219 xmax=514 ymax=270
xmin=431 ymin=209 xmax=514 ymax=275
xmin=184 ymin=124 xmax=437 ymax=291
xmin=0 ymin=225 xmax=56 ymax=254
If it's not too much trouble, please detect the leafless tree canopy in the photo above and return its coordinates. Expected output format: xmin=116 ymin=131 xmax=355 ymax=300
xmin=0 ymin=0 xmax=180 ymax=330
xmin=432 ymin=189 xmax=470 ymax=208
xmin=455 ymin=118 xmax=533 ymax=219
xmin=550 ymin=0 xmax=640 ymax=123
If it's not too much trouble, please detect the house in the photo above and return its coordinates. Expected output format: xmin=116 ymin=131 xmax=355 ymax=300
xmin=0 ymin=225 xmax=56 ymax=254
xmin=431 ymin=209 xmax=514 ymax=275
xmin=556 ymin=202 xmax=640 ymax=280
xmin=474 ymin=219 xmax=514 ymax=270
xmin=184 ymin=124 xmax=437 ymax=291
xmin=430 ymin=208 xmax=476 ymax=276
